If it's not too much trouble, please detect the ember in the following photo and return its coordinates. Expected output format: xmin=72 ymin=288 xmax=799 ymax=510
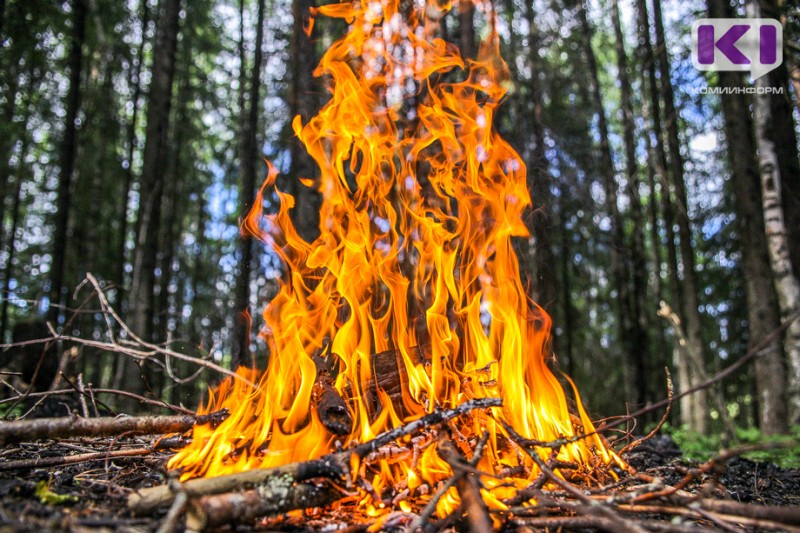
xmin=168 ymin=0 xmax=621 ymax=522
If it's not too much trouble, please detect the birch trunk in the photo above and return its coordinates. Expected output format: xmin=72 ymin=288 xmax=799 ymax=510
xmin=747 ymin=0 xmax=800 ymax=422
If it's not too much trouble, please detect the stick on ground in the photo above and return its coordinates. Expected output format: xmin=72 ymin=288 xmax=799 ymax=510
xmin=0 ymin=409 xmax=228 ymax=446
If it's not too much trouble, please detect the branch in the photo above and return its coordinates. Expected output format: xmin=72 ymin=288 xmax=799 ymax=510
xmin=0 ymin=409 xmax=228 ymax=446
xmin=129 ymin=397 xmax=501 ymax=515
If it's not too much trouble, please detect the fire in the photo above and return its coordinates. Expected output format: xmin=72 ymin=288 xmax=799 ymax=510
xmin=169 ymin=0 xmax=620 ymax=517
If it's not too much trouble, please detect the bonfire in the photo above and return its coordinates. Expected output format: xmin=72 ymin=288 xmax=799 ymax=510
xmin=147 ymin=0 xmax=622 ymax=526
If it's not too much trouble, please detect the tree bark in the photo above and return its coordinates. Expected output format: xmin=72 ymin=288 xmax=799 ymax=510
xmin=523 ymin=0 xmax=557 ymax=314
xmin=708 ymin=0 xmax=787 ymax=434
xmin=286 ymin=0 xmax=321 ymax=243
xmin=49 ymin=0 xmax=87 ymax=325
xmin=124 ymin=0 xmax=182 ymax=403
xmin=746 ymin=0 xmax=800 ymax=422
xmin=756 ymin=1 xmax=800 ymax=276
xmin=232 ymin=0 xmax=267 ymax=369
xmin=652 ymin=0 xmax=709 ymax=434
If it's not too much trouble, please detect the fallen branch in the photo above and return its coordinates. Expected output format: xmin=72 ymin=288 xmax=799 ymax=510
xmin=0 ymin=409 xmax=228 ymax=446
xmin=129 ymin=397 xmax=501 ymax=515
xmin=185 ymin=481 xmax=343 ymax=530
xmin=0 ymin=447 xmax=155 ymax=471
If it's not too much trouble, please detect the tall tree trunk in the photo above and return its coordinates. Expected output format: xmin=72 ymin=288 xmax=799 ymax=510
xmin=287 ymin=0 xmax=321 ymax=243
xmin=458 ymin=0 xmax=475 ymax=61
xmin=49 ymin=0 xmax=87 ymax=325
xmin=708 ymin=0 xmax=787 ymax=434
xmin=0 ymin=71 xmax=19 ymax=256
xmin=0 ymin=69 xmax=33 ymax=340
xmin=757 ymin=1 xmax=800 ymax=283
xmin=636 ymin=0 xmax=693 ymax=429
xmin=524 ymin=0 xmax=557 ymax=314
xmin=577 ymin=1 xmax=637 ymax=405
xmin=232 ymin=0 xmax=266 ymax=369
xmin=557 ymin=162 xmax=576 ymax=378
xmin=652 ymin=0 xmax=710 ymax=434
xmin=117 ymin=0 xmax=150 ymax=306
xmin=746 ymin=0 xmax=800 ymax=422
xmin=611 ymin=0 xmax=649 ymax=408
xmin=123 ymin=0 xmax=182 ymax=404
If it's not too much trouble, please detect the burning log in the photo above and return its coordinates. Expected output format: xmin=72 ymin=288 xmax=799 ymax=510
xmin=313 ymin=354 xmax=352 ymax=435
xmin=185 ymin=481 xmax=342 ymax=530
xmin=0 ymin=409 xmax=228 ymax=446
xmin=128 ymin=397 xmax=500 ymax=516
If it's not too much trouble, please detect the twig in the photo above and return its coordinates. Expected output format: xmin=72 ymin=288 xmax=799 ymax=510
xmin=632 ymin=441 xmax=798 ymax=503
xmin=155 ymin=478 xmax=188 ymax=533
xmin=0 ymin=386 xmax=194 ymax=414
xmin=599 ymin=309 xmax=800 ymax=431
xmin=619 ymin=368 xmax=673 ymax=454
xmin=0 ymin=447 xmax=155 ymax=471
xmin=436 ymin=437 xmax=492 ymax=533
xmin=410 ymin=432 xmax=490 ymax=532
xmin=505 ymin=424 xmax=648 ymax=533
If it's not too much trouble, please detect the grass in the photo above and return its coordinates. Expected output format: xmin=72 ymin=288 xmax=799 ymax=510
xmin=664 ymin=424 xmax=800 ymax=469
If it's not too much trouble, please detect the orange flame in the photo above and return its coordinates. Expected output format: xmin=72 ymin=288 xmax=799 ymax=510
xmin=169 ymin=0 xmax=619 ymax=516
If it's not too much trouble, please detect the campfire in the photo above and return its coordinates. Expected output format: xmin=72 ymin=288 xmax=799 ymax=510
xmin=4 ymin=1 xmax=800 ymax=531
xmin=151 ymin=0 xmax=621 ymax=526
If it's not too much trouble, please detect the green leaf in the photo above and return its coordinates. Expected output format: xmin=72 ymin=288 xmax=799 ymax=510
xmin=34 ymin=481 xmax=78 ymax=506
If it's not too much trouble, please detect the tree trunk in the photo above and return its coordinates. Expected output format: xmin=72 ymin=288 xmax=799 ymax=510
xmin=286 ymin=0 xmax=321 ymax=243
xmin=232 ymin=0 xmax=266 ymax=369
xmin=458 ymin=0 xmax=475 ymax=61
xmin=524 ymin=0 xmax=557 ymax=314
xmin=0 ymin=67 xmax=19 ymax=256
xmin=708 ymin=0 xmax=787 ymax=434
xmin=49 ymin=0 xmax=87 ymax=325
xmin=124 ymin=0 xmax=182 ymax=404
xmin=652 ymin=0 xmax=709 ymax=434
xmin=746 ymin=0 xmax=800 ymax=422
xmin=611 ymin=0 xmax=649 ymax=408
xmin=577 ymin=1 xmax=638 ymax=406
xmin=634 ymin=0 xmax=671 ymax=388
xmin=117 ymin=0 xmax=150 ymax=307
xmin=756 ymin=1 xmax=800 ymax=285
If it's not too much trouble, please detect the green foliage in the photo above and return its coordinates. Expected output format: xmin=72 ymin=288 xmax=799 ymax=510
xmin=665 ymin=423 xmax=800 ymax=469
xmin=34 ymin=481 xmax=78 ymax=506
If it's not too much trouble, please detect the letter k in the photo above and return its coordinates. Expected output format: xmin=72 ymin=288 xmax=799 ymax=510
xmin=697 ymin=24 xmax=750 ymax=65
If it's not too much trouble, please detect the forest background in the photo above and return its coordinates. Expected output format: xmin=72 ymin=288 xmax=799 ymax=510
xmin=1 ymin=0 xmax=799 ymax=449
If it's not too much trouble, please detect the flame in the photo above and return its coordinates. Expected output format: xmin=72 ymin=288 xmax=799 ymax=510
xmin=169 ymin=0 xmax=620 ymax=516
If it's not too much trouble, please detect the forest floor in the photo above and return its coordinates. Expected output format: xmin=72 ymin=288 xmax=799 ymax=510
xmin=0 ymin=429 xmax=799 ymax=532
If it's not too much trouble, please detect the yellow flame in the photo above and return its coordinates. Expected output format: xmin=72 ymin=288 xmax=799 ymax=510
xmin=169 ymin=0 xmax=620 ymax=517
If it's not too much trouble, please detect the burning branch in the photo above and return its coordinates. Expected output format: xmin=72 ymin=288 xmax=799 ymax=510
xmin=128 ymin=397 xmax=501 ymax=515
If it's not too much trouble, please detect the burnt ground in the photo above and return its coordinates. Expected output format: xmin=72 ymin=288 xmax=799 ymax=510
xmin=0 ymin=433 xmax=798 ymax=532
